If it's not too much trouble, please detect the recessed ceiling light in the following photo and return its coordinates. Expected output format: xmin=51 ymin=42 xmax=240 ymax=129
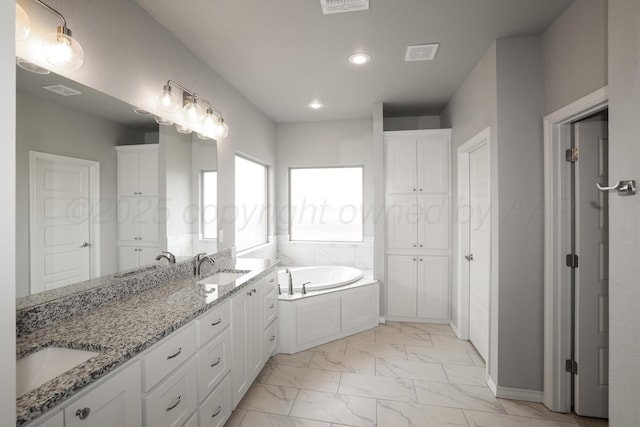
xmin=308 ymin=101 xmax=323 ymax=109
xmin=348 ymin=52 xmax=371 ymax=65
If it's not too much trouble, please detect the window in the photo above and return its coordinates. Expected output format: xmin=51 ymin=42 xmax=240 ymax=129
xmin=289 ymin=166 xmax=363 ymax=242
xmin=201 ymin=170 xmax=217 ymax=239
xmin=235 ymin=155 xmax=268 ymax=251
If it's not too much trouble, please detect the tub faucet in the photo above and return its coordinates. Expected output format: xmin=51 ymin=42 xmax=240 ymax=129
xmin=286 ymin=268 xmax=294 ymax=295
xmin=194 ymin=253 xmax=215 ymax=276
xmin=302 ymin=281 xmax=311 ymax=295
xmin=155 ymin=251 xmax=176 ymax=264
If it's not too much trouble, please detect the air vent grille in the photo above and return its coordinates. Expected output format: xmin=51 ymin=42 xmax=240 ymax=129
xmin=405 ymin=44 xmax=440 ymax=62
xmin=42 ymin=84 xmax=82 ymax=97
xmin=320 ymin=0 xmax=369 ymax=14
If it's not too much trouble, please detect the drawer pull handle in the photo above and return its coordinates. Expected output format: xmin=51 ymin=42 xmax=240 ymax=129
xmin=211 ymin=357 xmax=221 ymax=367
xmin=269 ymin=335 xmax=276 ymax=342
xmin=211 ymin=318 xmax=222 ymax=326
xmin=270 ymin=278 xmax=275 ymax=282
xmin=269 ymin=304 xmax=275 ymax=309
xmin=211 ymin=405 xmax=222 ymax=418
xmin=166 ymin=347 xmax=182 ymax=360
xmin=166 ymin=395 xmax=182 ymax=411
xmin=75 ymin=407 xmax=91 ymax=420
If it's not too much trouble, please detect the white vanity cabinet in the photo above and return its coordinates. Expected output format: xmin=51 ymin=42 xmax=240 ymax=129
xmin=261 ymin=270 xmax=279 ymax=364
xmin=384 ymin=130 xmax=451 ymax=322
xmin=116 ymin=145 xmax=161 ymax=271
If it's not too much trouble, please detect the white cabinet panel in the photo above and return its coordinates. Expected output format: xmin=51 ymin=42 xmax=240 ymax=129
xmin=198 ymin=375 xmax=231 ymax=427
xmin=117 ymin=150 xmax=140 ymax=197
xmin=143 ymin=323 xmax=197 ymax=392
xmin=295 ymin=294 xmax=341 ymax=346
xmin=417 ymin=195 xmax=450 ymax=250
xmin=138 ymin=149 xmax=159 ymax=196
xmin=196 ymin=300 xmax=231 ymax=347
xmin=417 ymin=256 xmax=450 ymax=320
xmin=118 ymin=197 xmax=159 ymax=243
xmin=197 ymin=330 xmax=231 ymax=403
xmin=386 ymin=194 xmax=419 ymax=250
xmin=386 ymin=255 xmax=418 ymax=317
xmin=342 ymin=285 xmax=379 ymax=331
xmin=262 ymin=285 xmax=279 ymax=328
xmin=385 ymin=137 xmax=418 ymax=193
xmin=263 ymin=320 xmax=278 ymax=364
xmin=417 ymin=135 xmax=450 ymax=193
xmin=117 ymin=146 xmax=158 ymax=197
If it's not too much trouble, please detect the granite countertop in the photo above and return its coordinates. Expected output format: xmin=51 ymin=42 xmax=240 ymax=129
xmin=16 ymin=257 xmax=279 ymax=426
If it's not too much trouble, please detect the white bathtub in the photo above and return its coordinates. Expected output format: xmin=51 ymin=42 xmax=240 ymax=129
xmin=278 ymin=266 xmax=364 ymax=293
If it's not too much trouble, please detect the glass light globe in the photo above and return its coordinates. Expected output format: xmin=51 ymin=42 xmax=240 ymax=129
xmin=175 ymin=124 xmax=192 ymax=134
xmin=155 ymin=85 xmax=178 ymax=112
xmin=202 ymin=109 xmax=217 ymax=136
xmin=43 ymin=26 xmax=84 ymax=70
xmin=183 ymin=97 xmax=205 ymax=123
xmin=15 ymin=4 xmax=31 ymax=41
xmin=213 ymin=118 xmax=229 ymax=140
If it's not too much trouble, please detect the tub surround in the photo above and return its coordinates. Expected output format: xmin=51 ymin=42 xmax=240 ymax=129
xmin=15 ymin=252 xmax=278 ymax=426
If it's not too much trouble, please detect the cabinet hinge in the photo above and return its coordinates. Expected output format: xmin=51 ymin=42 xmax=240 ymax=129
xmin=566 ymin=254 xmax=579 ymax=268
xmin=565 ymin=359 xmax=578 ymax=375
xmin=565 ymin=148 xmax=579 ymax=163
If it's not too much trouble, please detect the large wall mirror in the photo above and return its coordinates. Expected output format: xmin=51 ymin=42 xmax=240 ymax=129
xmin=16 ymin=64 xmax=218 ymax=298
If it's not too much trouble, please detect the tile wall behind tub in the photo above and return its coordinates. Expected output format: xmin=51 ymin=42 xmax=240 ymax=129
xmin=276 ymin=235 xmax=374 ymax=269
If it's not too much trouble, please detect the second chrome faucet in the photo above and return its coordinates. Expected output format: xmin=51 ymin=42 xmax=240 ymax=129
xmin=194 ymin=253 xmax=215 ymax=276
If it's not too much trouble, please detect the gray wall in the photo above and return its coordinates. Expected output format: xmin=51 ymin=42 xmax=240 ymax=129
xmin=15 ymin=91 xmax=147 ymax=297
xmin=542 ymin=0 xmax=608 ymax=115
xmin=608 ymin=0 xmax=640 ymax=423
xmin=383 ymin=115 xmax=441 ymax=131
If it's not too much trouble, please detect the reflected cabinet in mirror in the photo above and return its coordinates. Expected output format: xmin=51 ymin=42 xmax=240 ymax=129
xmin=16 ymin=64 xmax=218 ymax=298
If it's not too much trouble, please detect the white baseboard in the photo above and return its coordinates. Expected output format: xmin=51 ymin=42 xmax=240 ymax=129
xmin=449 ymin=320 xmax=462 ymax=339
xmin=378 ymin=316 xmax=386 ymax=324
xmin=487 ymin=376 xmax=543 ymax=403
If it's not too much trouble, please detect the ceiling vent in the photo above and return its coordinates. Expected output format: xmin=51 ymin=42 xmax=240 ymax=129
xmin=405 ymin=44 xmax=440 ymax=62
xmin=42 ymin=84 xmax=82 ymax=97
xmin=320 ymin=0 xmax=369 ymax=15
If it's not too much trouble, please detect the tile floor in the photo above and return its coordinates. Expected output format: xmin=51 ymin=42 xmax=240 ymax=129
xmin=224 ymin=321 xmax=608 ymax=427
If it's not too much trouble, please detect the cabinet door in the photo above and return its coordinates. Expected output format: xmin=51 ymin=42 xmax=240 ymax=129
xmin=417 ymin=256 xmax=449 ymax=320
xmin=117 ymin=246 xmax=139 ymax=272
xmin=385 ymin=138 xmax=417 ymax=193
xmin=386 ymin=255 xmax=417 ymax=317
xmin=136 ymin=197 xmax=160 ymax=242
xmin=386 ymin=194 xmax=419 ymax=249
xmin=247 ymin=283 xmax=263 ymax=382
xmin=117 ymin=197 xmax=139 ymax=242
xmin=231 ymin=290 xmax=249 ymax=408
xmin=417 ymin=134 xmax=450 ymax=194
xmin=417 ymin=194 xmax=450 ymax=250
xmin=65 ymin=361 xmax=141 ymax=427
xmin=138 ymin=149 xmax=159 ymax=196
xmin=198 ymin=330 xmax=231 ymax=403
xmin=138 ymin=247 xmax=160 ymax=267
xmin=117 ymin=150 xmax=140 ymax=197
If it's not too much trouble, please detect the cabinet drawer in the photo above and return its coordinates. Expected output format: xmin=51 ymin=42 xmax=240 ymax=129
xmin=198 ymin=374 xmax=231 ymax=427
xmin=144 ymin=357 xmax=198 ymax=427
xmin=197 ymin=301 xmax=231 ymax=347
xmin=264 ymin=269 xmax=278 ymax=292
xmin=263 ymin=320 xmax=278 ymax=362
xmin=143 ymin=323 xmax=197 ymax=391
xmin=262 ymin=285 xmax=279 ymax=328
xmin=197 ymin=329 xmax=231 ymax=402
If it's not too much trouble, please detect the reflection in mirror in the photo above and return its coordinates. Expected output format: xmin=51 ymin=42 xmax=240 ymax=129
xmin=16 ymin=64 xmax=217 ymax=298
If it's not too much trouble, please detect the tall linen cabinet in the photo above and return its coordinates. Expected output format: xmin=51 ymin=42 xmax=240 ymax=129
xmin=384 ymin=129 xmax=451 ymax=322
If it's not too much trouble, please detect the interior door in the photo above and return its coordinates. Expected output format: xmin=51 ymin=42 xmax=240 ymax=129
xmin=31 ymin=154 xmax=92 ymax=293
xmin=468 ymin=143 xmax=491 ymax=362
xmin=574 ymin=120 xmax=609 ymax=418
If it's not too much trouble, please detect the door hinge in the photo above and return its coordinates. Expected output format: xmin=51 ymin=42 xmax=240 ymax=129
xmin=565 ymin=359 xmax=578 ymax=375
xmin=565 ymin=148 xmax=579 ymax=163
xmin=566 ymin=254 xmax=579 ymax=268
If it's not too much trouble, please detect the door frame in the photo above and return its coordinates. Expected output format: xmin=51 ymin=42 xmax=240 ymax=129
xmin=543 ymin=87 xmax=608 ymax=412
xmin=456 ymin=127 xmax=491 ymax=349
xmin=29 ymin=151 xmax=101 ymax=294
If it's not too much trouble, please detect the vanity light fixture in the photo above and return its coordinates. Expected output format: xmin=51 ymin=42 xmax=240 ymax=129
xmin=155 ymin=80 xmax=229 ymax=140
xmin=348 ymin=52 xmax=371 ymax=65
xmin=15 ymin=3 xmax=31 ymax=41
xmin=154 ymin=116 xmax=173 ymax=126
xmin=16 ymin=57 xmax=50 ymax=74
xmin=25 ymin=0 xmax=85 ymax=70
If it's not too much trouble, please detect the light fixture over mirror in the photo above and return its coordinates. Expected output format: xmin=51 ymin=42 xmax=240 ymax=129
xmin=15 ymin=3 xmax=31 ymax=41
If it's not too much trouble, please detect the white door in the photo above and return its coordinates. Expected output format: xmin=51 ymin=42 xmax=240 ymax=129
xmin=574 ymin=120 xmax=609 ymax=418
xmin=468 ymin=143 xmax=491 ymax=362
xmin=30 ymin=153 xmax=98 ymax=293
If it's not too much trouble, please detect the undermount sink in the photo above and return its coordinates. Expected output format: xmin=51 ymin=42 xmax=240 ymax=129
xmin=17 ymin=347 xmax=99 ymax=397
xmin=197 ymin=271 xmax=247 ymax=286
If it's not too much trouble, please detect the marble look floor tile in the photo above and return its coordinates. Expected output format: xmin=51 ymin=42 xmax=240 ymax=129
xmin=376 ymin=358 xmax=448 ymax=382
xmin=498 ymin=400 xmax=577 ymax=423
xmin=345 ymin=329 xmax=376 ymax=343
xmin=464 ymin=410 xmax=570 ymax=427
xmin=308 ymin=351 xmax=375 ymax=374
xmin=255 ymin=363 xmax=275 ymax=384
xmin=345 ymin=341 xmax=408 ymax=360
xmin=406 ymin=347 xmax=476 ymax=366
xmin=377 ymin=399 xmax=469 ymax=427
xmin=339 ymin=372 xmax=417 ymax=402
xmin=401 ymin=322 xmax=456 ymax=337
xmin=430 ymin=335 xmax=478 ymax=351
xmin=376 ymin=331 xmax=434 ymax=347
xmin=237 ymin=383 xmax=299 ymax=415
xmin=414 ymin=381 xmax=505 ymax=414
xmin=224 ymin=408 xmax=247 ymax=427
xmin=467 ymin=350 xmax=486 ymax=368
xmin=311 ymin=339 xmax=348 ymax=354
xmin=270 ymin=350 xmax=315 ymax=368
xmin=237 ymin=410 xmax=332 ymax=427
xmin=289 ymin=389 xmax=377 ymax=427
xmin=265 ymin=365 xmax=342 ymax=393
xmin=443 ymin=365 xmax=487 ymax=386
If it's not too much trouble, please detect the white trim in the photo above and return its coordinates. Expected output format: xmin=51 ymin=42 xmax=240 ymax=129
xmin=488 ymin=374 xmax=544 ymax=402
xmin=29 ymin=151 xmax=101 ymax=294
xmin=543 ymin=87 xmax=608 ymax=412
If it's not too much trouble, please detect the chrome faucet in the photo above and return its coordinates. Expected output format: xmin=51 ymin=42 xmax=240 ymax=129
xmin=195 ymin=254 xmax=215 ymax=276
xmin=286 ymin=268 xmax=294 ymax=295
xmin=155 ymin=251 xmax=176 ymax=264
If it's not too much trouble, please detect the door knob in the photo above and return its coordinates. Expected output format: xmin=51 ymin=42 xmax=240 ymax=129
xmin=465 ymin=254 xmax=474 ymax=261
xmin=80 ymin=242 xmax=91 ymax=248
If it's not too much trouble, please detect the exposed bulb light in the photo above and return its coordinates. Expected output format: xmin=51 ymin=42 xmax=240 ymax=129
xmin=308 ymin=101 xmax=323 ymax=109
xmin=183 ymin=96 xmax=205 ymax=123
xmin=43 ymin=25 xmax=84 ymax=70
xmin=348 ymin=52 xmax=371 ymax=65
xmin=15 ymin=4 xmax=31 ymax=41
xmin=175 ymin=124 xmax=192 ymax=134
xmin=155 ymin=84 xmax=178 ymax=112
xmin=213 ymin=117 xmax=229 ymax=140
xmin=202 ymin=108 xmax=217 ymax=136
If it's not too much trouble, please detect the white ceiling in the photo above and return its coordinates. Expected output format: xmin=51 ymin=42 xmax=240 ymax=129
xmin=134 ymin=0 xmax=574 ymax=124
